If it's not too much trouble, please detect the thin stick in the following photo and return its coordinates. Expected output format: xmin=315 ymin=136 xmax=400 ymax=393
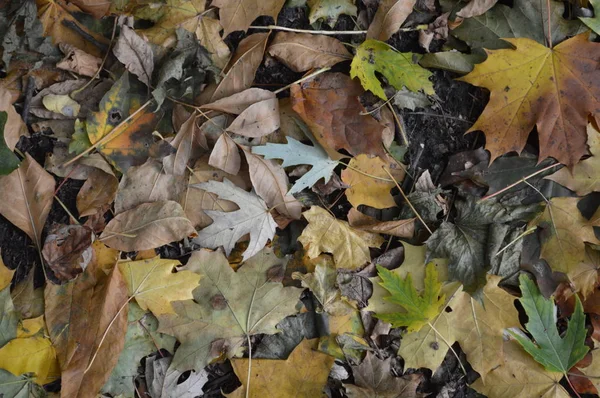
xmin=274 ymin=67 xmax=330 ymax=94
xmin=495 ymin=227 xmax=537 ymax=257
xmin=62 ymin=99 xmax=153 ymax=167
xmin=428 ymin=320 xmax=467 ymax=376
xmin=381 ymin=166 xmax=433 ymax=234
xmin=249 ymin=25 xmax=367 ymax=35
xmin=387 ymin=102 xmax=409 ymax=146
xmin=479 ymin=162 xmax=561 ymax=202
xmin=54 ymin=195 xmax=80 ymax=225
xmin=338 ymin=161 xmax=394 ymax=182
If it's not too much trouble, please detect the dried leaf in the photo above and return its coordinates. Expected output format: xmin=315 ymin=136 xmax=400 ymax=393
xmin=308 ymin=0 xmax=357 ymax=27
xmin=163 ymin=113 xmax=204 ymax=176
xmin=113 ymin=25 xmax=154 ymax=86
xmin=76 ymin=169 xmax=119 ymax=217
xmin=348 ymin=208 xmax=415 ymax=238
xmin=367 ymin=0 xmax=417 ymax=42
xmin=456 ymin=0 xmax=498 ymax=18
xmin=209 ymin=133 xmax=241 ymax=174
xmin=196 ymin=16 xmax=231 ymax=69
xmin=42 ymin=224 xmax=94 ymax=282
xmin=56 ymin=43 xmax=101 ymax=77
xmin=213 ymin=0 xmax=286 ymax=37
xmin=137 ymin=0 xmax=206 ymax=46
xmin=0 ymin=333 xmax=60 ymax=385
xmin=267 ymin=32 xmax=352 ymax=72
xmin=227 ymin=97 xmax=280 ymax=138
xmin=145 ymin=354 xmax=207 ymax=398
xmin=101 ymin=201 xmax=197 ymax=251
xmin=202 ymin=88 xmax=275 ymax=114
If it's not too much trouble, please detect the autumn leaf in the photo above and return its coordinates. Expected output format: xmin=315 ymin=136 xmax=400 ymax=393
xmin=158 ymin=248 xmax=303 ymax=372
xmin=209 ymin=133 xmax=241 ymax=175
xmin=580 ymin=0 xmax=600 ymax=35
xmin=213 ymin=0 xmax=285 ymax=37
xmin=307 ymin=0 xmax=357 ymax=27
xmin=456 ymin=0 xmax=498 ymax=18
xmin=299 ymin=206 xmax=384 ymax=270
xmin=226 ymin=97 xmax=280 ymax=138
xmin=0 ymin=369 xmax=45 ymax=397
xmin=145 ymin=354 xmax=207 ymax=397
xmin=113 ymin=25 xmax=154 ymax=86
xmin=0 ymin=88 xmax=28 ymax=151
xmin=348 ymin=208 xmax=415 ymax=238
xmin=510 ymin=274 xmax=589 ymax=373
xmin=118 ymin=256 xmax=201 ymax=316
xmin=76 ymin=169 xmax=118 ymax=217
xmin=267 ymin=32 xmax=352 ymax=72
xmin=0 ymin=331 xmax=60 ymax=385
xmin=191 ymin=179 xmax=277 ymax=260
xmin=367 ymin=0 xmax=417 ymax=42
xmin=546 ymin=123 xmax=600 ymax=195
xmin=375 ymin=262 xmax=445 ymax=332
xmin=459 ymin=34 xmax=600 ymax=166
xmin=229 ymin=339 xmax=334 ymax=397
xmin=202 ymin=88 xmax=275 ymax=115
xmin=0 ymin=111 xmax=20 ymax=175
xmin=341 ymin=155 xmax=404 ymax=209
xmin=42 ymin=224 xmax=94 ymax=282
xmin=163 ymin=112 xmax=205 ymax=176
xmin=350 ymin=39 xmax=434 ymax=100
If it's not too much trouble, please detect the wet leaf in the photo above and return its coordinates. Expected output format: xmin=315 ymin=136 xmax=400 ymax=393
xmin=113 ymin=25 xmax=154 ymax=86
xmin=367 ymin=0 xmax=417 ymax=42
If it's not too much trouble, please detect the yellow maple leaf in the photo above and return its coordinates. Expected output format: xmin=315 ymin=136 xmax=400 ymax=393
xmin=459 ymin=34 xmax=600 ymax=166
xmin=118 ymin=256 xmax=202 ymax=316
xmin=0 ymin=250 xmax=14 ymax=289
xmin=229 ymin=339 xmax=335 ymax=397
xmin=298 ymin=206 xmax=384 ymax=270
xmin=341 ymin=155 xmax=405 ymax=209
xmin=0 ymin=331 xmax=60 ymax=385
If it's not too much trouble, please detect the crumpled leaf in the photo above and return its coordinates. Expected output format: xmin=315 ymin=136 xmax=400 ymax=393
xmin=113 ymin=25 xmax=154 ymax=86
xmin=267 ymin=32 xmax=352 ymax=72
xmin=546 ymin=123 xmax=600 ymax=195
xmin=0 ymin=111 xmax=20 ymax=175
xmin=299 ymin=206 xmax=384 ymax=270
xmin=42 ymin=94 xmax=80 ymax=117
xmin=510 ymin=274 xmax=589 ymax=373
xmin=118 ymin=257 xmax=201 ymax=316
xmin=101 ymin=200 xmax=197 ymax=251
xmin=346 ymin=352 xmax=422 ymax=398
xmin=230 ymin=339 xmax=334 ymax=397
xmin=192 ymin=179 xmax=277 ymax=260
xmin=426 ymin=197 xmax=541 ymax=293
xmin=291 ymin=72 xmax=389 ymax=160
xmin=252 ymin=137 xmax=338 ymax=194
xmin=145 ymin=354 xmax=208 ymax=398
xmin=350 ymin=39 xmax=433 ymax=100
xmin=158 ymin=248 xmax=302 ymax=372
xmin=367 ymin=0 xmax=417 ymax=42
xmin=213 ymin=0 xmax=285 ymax=37
xmin=459 ymin=34 xmax=600 ymax=166
xmin=375 ymin=262 xmax=445 ymax=332
xmin=341 ymin=155 xmax=404 ymax=209
xmin=307 ymin=0 xmax=357 ymax=27
xmin=0 ymin=154 xmax=54 ymax=252
xmin=102 ymin=303 xmax=176 ymax=397
xmin=292 ymin=261 xmax=345 ymax=314
xmin=42 ymin=224 xmax=94 ymax=282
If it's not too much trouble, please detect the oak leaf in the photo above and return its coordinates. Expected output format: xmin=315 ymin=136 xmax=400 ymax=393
xmin=191 ymin=179 xmax=277 ymax=260
xmin=267 ymin=32 xmax=352 ymax=72
xmin=546 ymin=123 xmax=600 ymax=195
xmin=367 ymin=0 xmax=417 ymax=42
xmin=213 ymin=0 xmax=285 ymax=37
xmin=299 ymin=206 xmax=384 ymax=270
xmin=351 ymin=39 xmax=433 ymax=100
xmin=291 ymin=72 xmax=389 ymax=160
xmin=229 ymin=339 xmax=334 ymax=398
xmin=459 ymin=34 xmax=600 ymax=166
xmin=118 ymin=257 xmax=202 ymax=316
xmin=341 ymin=155 xmax=404 ymax=209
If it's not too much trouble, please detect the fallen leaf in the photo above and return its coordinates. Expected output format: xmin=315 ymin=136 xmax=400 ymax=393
xmin=510 ymin=274 xmax=589 ymax=373
xmin=77 ymin=169 xmax=119 ymax=217
xmin=293 ymin=261 xmax=345 ymax=314
xmin=212 ymin=0 xmax=285 ymax=37
xmin=56 ymin=43 xmax=101 ymax=77
xmin=42 ymin=93 xmax=81 ymax=117
xmin=101 ymin=200 xmax=196 ymax=251
xmin=196 ymin=16 xmax=231 ymax=69
xmin=529 ymin=197 xmax=600 ymax=297
xmin=267 ymin=32 xmax=352 ymax=72
xmin=227 ymin=97 xmax=280 ymax=138
xmin=0 ymin=333 xmax=60 ymax=385
xmin=42 ymin=224 xmax=94 ymax=282
xmin=299 ymin=206 xmax=384 ymax=270
xmin=137 ymin=0 xmax=206 ymax=46
xmin=578 ymin=349 xmax=600 ymax=394
xmin=163 ymin=112 xmax=205 ymax=176
xmin=102 ymin=303 xmax=176 ymax=397
xmin=341 ymin=155 xmax=404 ymax=209
xmin=113 ymin=25 xmax=154 ymax=86
xmin=202 ymin=88 xmax=275 ymax=115
xmin=209 ymin=133 xmax=241 ymax=175
xmin=230 ymin=339 xmax=334 ymax=397
xmin=580 ymin=0 xmax=600 ymax=36
xmin=350 ymin=39 xmax=433 ymax=100
xmin=470 ymin=340 xmax=569 ymax=398
xmin=459 ymin=34 xmax=600 ymax=166
xmin=546 ymin=123 xmax=600 ymax=195
xmin=158 ymin=248 xmax=302 ymax=371
xmin=367 ymin=0 xmax=417 ymax=42
xmin=45 ymin=261 xmax=128 ymax=397
xmin=0 ymin=369 xmax=45 ymax=398
xmin=291 ymin=72 xmax=389 ymax=159
xmin=145 ymin=354 xmax=208 ymax=398
xmin=0 ymin=154 xmax=54 ymax=253
xmin=243 ymin=148 xmax=302 ymax=220
xmin=0 ymin=87 xmax=28 ymax=151
xmin=348 ymin=208 xmax=415 ymax=238
xmin=0 ymin=111 xmax=20 ymax=175
xmin=307 ymin=0 xmax=357 ymax=27
xmin=11 ymin=266 xmax=44 ymax=319
xmin=118 ymin=256 xmax=201 ymax=316
xmin=192 ymin=179 xmax=277 ymax=260
xmin=346 ymin=352 xmax=422 ymax=398
xmin=69 ymin=0 xmax=109 ymax=18
xmin=456 ymin=0 xmax=498 ymax=18
xmin=114 ymin=159 xmax=188 ymax=215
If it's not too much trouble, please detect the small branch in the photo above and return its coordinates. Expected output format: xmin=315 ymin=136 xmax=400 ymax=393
xmin=387 ymin=102 xmax=410 ymax=146
xmin=495 ymin=227 xmax=537 ymax=257
xmin=249 ymin=25 xmax=367 ymax=35
xmin=273 ymin=67 xmax=330 ymax=94
xmin=479 ymin=162 xmax=561 ymax=202
xmin=54 ymin=195 xmax=80 ymax=225
xmin=246 ymin=333 xmax=252 ymax=398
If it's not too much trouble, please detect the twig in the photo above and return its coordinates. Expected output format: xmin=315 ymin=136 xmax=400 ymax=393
xmin=381 ymin=166 xmax=433 ymax=234
xmin=479 ymin=162 xmax=561 ymax=202
xmin=61 ymin=20 xmax=108 ymax=52
xmin=405 ymin=112 xmax=473 ymax=123
xmin=54 ymin=195 xmax=80 ymax=225
xmin=249 ymin=25 xmax=367 ymax=35
xmin=387 ymin=102 xmax=409 ymax=146
xmin=273 ymin=67 xmax=330 ymax=94
xmin=428 ymin=320 xmax=467 ymax=376
xmin=21 ymin=76 xmax=35 ymax=125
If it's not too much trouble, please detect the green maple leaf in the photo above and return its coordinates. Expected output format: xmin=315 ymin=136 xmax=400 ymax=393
xmin=350 ymin=39 xmax=434 ymax=100
xmin=374 ymin=262 xmax=445 ymax=332
xmin=510 ymin=274 xmax=589 ymax=373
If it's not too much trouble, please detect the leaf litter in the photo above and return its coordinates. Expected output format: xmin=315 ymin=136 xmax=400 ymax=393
xmin=0 ymin=0 xmax=600 ymax=397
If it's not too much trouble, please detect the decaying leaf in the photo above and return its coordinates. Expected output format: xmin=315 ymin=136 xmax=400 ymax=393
xmin=367 ymin=0 xmax=417 ymax=42
xmin=456 ymin=0 xmax=498 ymax=18
xmin=76 ymin=169 xmax=119 ymax=217
xmin=42 ymin=224 xmax=94 ymax=282
xmin=348 ymin=208 xmax=415 ymax=238
xmin=299 ymin=206 xmax=384 ymax=270
xmin=230 ymin=339 xmax=334 ymax=397
xmin=227 ymin=97 xmax=280 ymax=138
xmin=307 ymin=0 xmax=357 ymax=27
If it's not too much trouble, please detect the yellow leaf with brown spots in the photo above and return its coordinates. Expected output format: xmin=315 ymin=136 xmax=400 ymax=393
xmin=459 ymin=34 xmax=600 ymax=166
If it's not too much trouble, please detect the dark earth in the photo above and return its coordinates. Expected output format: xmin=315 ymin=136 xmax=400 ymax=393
xmin=2 ymin=0 xmax=577 ymax=397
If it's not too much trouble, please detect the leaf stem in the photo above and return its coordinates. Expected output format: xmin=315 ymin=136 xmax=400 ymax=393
xmin=274 ymin=67 xmax=330 ymax=94
xmin=249 ymin=25 xmax=367 ymax=35
xmin=479 ymin=162 xmax=561 ymax=202
xmin=337 ymin=161 xmax=394 ymax=182
xmin=494 ymin=227 xmax=537 ymax=257
xmin=427 ymin=320 xmax=467 ymax=375
xmin=565 ymin=372 xmax=583 ymax=398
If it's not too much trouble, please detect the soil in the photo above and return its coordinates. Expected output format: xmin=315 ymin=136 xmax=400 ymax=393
xmin=0 ymin=4 xmax=492 ymax=398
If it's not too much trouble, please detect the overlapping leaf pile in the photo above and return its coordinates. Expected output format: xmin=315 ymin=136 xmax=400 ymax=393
xmin=1 ymin=0 xmax=600 ymax=397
